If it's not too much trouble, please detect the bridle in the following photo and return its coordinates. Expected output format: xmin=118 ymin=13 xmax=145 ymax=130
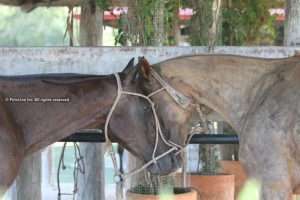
xmin=104 ymin=67 xmax=206 ymax=182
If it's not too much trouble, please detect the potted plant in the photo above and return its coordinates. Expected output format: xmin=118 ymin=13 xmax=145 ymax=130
xmin=126 ymin=174 xmax=197 ymax=200
xmin=189 ymin=121 xmax=235 ymax=200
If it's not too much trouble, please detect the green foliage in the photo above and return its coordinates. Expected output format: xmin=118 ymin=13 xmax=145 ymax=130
xmin=96 ymin=0 xmax=110 ymax=10
xmin=238 ymin=179 xmax=261 ymax=200
xmin=114 ymin=0 xmax=180 ymax=46
xmin=199 ymin=144 xmax=220 ymax=174
xmin=131 ymin=0 xmax=163 ymax=45
xmin=0 ymin=6 xmax=69 ymax=46
xmin=114 ymin=17 xmax=127 ymax=46
xmin=164 ymin=0 xmax=181 ymax=45
xmin=187 ymin=0 xmax=281 ymax=46
xmin=130 ymin=175 xmax=176 ymax=195
xmin=159 ymin=185 xmax=174 ymax=200
xmin=188 ymin=0 xmax=214 ymax=46
xmin=198 ymin=121 xmax=221 ymax=174
xmin=222 ymin=0 xmax=278 ymax=45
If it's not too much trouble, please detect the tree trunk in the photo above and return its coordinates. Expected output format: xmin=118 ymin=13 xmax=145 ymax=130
xmin=77 ymin=1 xmax=105 ymax=200
xmin=208 ymin=0 xmax=222 ymax=51
xmin=189 ymin=0 xmax=213 ymax=45
xmin=11 ymin=151 xmax=41 ymax=200
xmin=79 ymin=1 xmax=103 ymax=46
xmin=189 ymin=0 xmax=222 ymax=48
xmin=172 ymin=4 xmax=181 ymax=45
xmin=153 ymin=0 xmax=165 ymax=46
xmin=284 ymin=0 xmax=300 ymax=46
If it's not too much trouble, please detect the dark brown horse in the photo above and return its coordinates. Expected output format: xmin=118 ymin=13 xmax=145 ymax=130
xmin=135 ymin=55 xmax=300 ymax=200
xmin=0 ymin=59 xmax=182 ymax=196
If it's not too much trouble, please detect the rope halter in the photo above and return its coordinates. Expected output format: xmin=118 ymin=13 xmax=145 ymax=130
xmin=104 ymin=70 xmax=206 ymax=182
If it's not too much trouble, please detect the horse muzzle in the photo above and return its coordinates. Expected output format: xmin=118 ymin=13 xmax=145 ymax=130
xmin=147 ymin=153 xmax=182 ymax=175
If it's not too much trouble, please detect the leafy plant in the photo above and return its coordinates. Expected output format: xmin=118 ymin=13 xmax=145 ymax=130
xmin=130 ymin=175 xmax=175 ymax=195
xmin=222 ymin=0 xmax=279 ymax=45
xmin=114 ymin=0 xmax=181 ymax=46
xmin=197 ymin=121 xmax=221 ymax=175
xmin=96 ymin=0 xmax=110 ymax=10
xmin=188 ymin=0 xmax=215 ymax=46
xmin=199 ymin=144 xmax=220 ymax=174
xmin=187 ymin=0 xmax=281 ymax=46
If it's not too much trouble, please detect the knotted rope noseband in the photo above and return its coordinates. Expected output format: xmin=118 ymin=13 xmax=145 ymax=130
xmin=104 ymin=69 xmax=206 ymax=182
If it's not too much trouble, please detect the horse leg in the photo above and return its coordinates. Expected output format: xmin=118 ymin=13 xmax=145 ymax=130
xmin=0 ymin=100 xmax=25 ymax=195
xmin=261 ymin=178 xmax=292 ymax=200
xmin=240 ymin=139 xmax=293 ymax=200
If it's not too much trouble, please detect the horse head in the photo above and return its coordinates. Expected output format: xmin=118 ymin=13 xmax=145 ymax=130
xmin=108 ymin=58 xmax=182 ymax=175
xmin=127 ymin=57 xmax=201 ymax=175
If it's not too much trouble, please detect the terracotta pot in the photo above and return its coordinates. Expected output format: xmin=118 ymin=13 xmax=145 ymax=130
xmin=219 ymin=160 xmax=247 ymax=198
xmin=126 ymin=188 xmax=198 ymax=200
xmin=292 ymin=194 xmax=299 ymax=200
xmin=190 ymin=173 xmax=235 ymax=200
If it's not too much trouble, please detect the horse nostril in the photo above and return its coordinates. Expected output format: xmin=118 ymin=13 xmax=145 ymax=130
xmin=149 ymin=162 xmax=160 ymax=174
xmin=171 ymin=154 xmax=181 ymax=168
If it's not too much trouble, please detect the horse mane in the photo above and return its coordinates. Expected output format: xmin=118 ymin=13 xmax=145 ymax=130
xmin=137 ymin=57 xmax=151 ymax=79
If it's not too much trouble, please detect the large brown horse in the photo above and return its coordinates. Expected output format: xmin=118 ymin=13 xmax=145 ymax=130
xmin=136 ymin=55 xmax=300 ymax=200
xmin=0 ymin=59 xmax=182 ymax=196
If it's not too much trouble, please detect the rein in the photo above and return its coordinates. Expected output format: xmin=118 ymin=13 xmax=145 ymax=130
xmin=104 ymin=70 xmax=205 ymax=182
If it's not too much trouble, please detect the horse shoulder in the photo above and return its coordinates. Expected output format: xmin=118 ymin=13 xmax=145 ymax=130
xmin=0 ymin=95 xmax=25 ymax=192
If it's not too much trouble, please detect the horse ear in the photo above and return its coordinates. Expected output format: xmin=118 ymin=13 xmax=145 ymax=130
xmin=137 ymin=56 xmax=151 ymax=80
xmin=122 ymin=58 xmax=139 ymax=84
xmin=122 ymin=58 xmax=135 ymax=74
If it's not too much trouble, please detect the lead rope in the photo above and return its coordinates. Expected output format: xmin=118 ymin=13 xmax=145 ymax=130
xmin=105 ymin=72 xmax=208 ymax=187
xmin=104 ymin=73 xmax=184 ymax=182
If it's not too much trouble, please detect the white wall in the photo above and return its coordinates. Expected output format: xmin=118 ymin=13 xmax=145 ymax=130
xmin=0 ymin=47 xmax=299 ymax=75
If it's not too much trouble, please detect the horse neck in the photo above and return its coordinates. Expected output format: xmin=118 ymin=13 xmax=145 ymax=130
xmin=2 ymin=76 xmax=117 ymax=154
xmin=158 ymin=55 xmax=283 ymax=132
